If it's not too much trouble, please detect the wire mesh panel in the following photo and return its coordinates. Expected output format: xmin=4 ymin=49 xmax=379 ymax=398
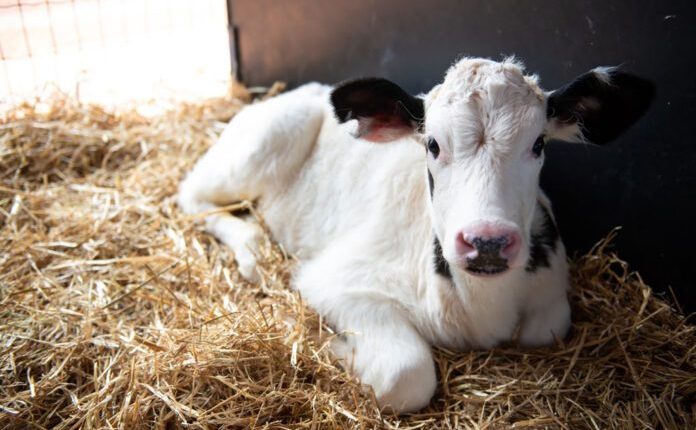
xmin=0 ymin=0 xmax=231 ymax=104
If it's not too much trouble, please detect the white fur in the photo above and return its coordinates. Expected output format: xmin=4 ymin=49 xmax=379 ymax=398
xmin=592 ymin=66 xmax=615 ymax=84
xmin=178 ymin=59 xmax=572 ymax=413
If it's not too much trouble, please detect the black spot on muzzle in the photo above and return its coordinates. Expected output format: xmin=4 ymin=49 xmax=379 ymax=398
xmin=465 ymin=237 xmax=510 ymax=275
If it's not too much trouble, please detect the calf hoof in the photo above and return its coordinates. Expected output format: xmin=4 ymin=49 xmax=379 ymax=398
xmin=236 ymin=254 xmax=259 ymax=282
xmin=372 ymin=355 xmax=437 ymax=414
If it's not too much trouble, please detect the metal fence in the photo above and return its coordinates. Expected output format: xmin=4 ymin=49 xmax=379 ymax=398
xmin=0 ymin=0 xmax=231 ymax=103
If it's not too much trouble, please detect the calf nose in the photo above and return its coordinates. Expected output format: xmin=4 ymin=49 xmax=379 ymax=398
xmin=455 ymin=226 xmax=521 ymax=275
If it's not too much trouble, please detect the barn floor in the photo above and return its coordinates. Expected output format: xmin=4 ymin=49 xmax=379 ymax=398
xmin=0 ymin=86 xmax=694 ymax=430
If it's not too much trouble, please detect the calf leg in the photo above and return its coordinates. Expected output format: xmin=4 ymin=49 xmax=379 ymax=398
xmin=178 ymin=83 xmax=329 ymax=279
xmin=329 ymin=299 xmax=437 ymax=413
xmin=519 ymin=264 xmax=571 ymax=346
xmin=519 ymin=291 xmax=571 ymax=346
xmin=295 ymin=241 xmax=437 ymax=413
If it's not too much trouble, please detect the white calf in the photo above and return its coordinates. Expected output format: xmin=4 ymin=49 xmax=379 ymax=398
xmin=178 ymin=57 xmax=654 ymax=413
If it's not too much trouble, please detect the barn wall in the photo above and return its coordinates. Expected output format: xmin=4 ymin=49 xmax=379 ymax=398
xmin=229 ymin=0 xmax=696 ymax=311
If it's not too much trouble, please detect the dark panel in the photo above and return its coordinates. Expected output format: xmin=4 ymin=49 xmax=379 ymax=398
xmin=230 ymin=0 xmax=696 ymax=311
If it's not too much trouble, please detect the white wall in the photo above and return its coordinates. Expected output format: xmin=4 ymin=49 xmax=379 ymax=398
xmin=0 ymin=0 xmax=231 ymax=106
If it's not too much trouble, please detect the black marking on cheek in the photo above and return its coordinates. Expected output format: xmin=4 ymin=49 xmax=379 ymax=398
xmin=526 ymin=204 xmax=560 ymax=272
xmin=427 ymin=169 xmax=434 ymax=198
xmin=433 ymin=235 xmax=452 ymax=279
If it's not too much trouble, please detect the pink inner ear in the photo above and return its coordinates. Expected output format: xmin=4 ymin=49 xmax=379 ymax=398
xmin=357 ymin=114 xmax=414 ymax=143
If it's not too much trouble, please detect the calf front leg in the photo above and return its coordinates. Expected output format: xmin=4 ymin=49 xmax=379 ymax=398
xmin=519 ymin=293 xmax=571 ymax=346
xmin=519 ymin=266 xmax=571 ymax=346
xmin=329 ymin=297 xmax=437 ymax=413
xmin=295 ymin=246 xmax=437 ymax=413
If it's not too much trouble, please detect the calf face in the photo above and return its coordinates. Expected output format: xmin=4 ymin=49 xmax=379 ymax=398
xmin=331 ymin=58 xmax=654 ymax=277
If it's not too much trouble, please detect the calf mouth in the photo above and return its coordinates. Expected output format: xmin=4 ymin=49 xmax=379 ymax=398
xmin=465 ymin=264 xmax=509 ymax=277
xmin=464 ymin=254 xmax=509 ymax=277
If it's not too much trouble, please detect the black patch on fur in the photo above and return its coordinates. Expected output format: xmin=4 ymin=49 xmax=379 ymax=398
xmin=547 ymin=69 xmax=655 ymax=144
xmin=427 ymin=169 xmax=434 ymax=198
xmin=330 ymin=77 xmax=424 ymax=128
xmin=526 ymin=204 xmax=560 ymax=272
xmin=433 ymin=235 xmax=452 ymax=279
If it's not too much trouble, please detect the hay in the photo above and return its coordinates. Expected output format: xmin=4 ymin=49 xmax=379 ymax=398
xmin=0 ymin=86 xmax=694 ymax=430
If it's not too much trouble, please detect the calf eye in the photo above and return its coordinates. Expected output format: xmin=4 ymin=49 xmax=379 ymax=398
xmin=427 ymin=137 xmax=440 ymax=158
xmin=532 ymin=136 xmax=545 ymax=157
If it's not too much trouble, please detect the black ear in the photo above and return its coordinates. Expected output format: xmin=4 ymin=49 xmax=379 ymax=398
xmin=330 ymin=78 xmax=424 ymax=143
xmin=546 ymin=68 xmax=655 ymax=144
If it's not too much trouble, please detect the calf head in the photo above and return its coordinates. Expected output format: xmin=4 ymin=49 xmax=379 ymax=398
xmin=331 ymin=58 xmax=654 ymax=277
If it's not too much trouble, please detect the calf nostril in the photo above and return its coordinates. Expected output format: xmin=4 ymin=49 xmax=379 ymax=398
xmin=455 ymin=232 xmax=475 ymax=255
xmin=502 ymin=236 xmax=515 ymax=251
xmin=500 ymin=233 xmax=520 ymax=260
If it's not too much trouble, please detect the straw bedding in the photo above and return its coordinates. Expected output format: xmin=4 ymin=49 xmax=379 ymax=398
xmin=0 ymin=86 xmax=694 ymax=430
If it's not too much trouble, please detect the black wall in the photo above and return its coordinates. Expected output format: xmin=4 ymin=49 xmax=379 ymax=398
xmin=229 ymin=0 xmax=696 ymax=312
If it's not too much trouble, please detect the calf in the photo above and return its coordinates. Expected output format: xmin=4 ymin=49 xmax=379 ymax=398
xmin=178 ymin=58 xmax=654 ymax=413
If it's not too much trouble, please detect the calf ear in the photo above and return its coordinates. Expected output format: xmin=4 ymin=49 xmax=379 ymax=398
xmin=546 ymin=68 xmax=655 ymax=144
xmin=331 ymin=78 xmax=424 ymax=143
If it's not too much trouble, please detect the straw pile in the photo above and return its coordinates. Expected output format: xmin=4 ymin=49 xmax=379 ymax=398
xmin=0 ymin=86 xmax=694 ymax=430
